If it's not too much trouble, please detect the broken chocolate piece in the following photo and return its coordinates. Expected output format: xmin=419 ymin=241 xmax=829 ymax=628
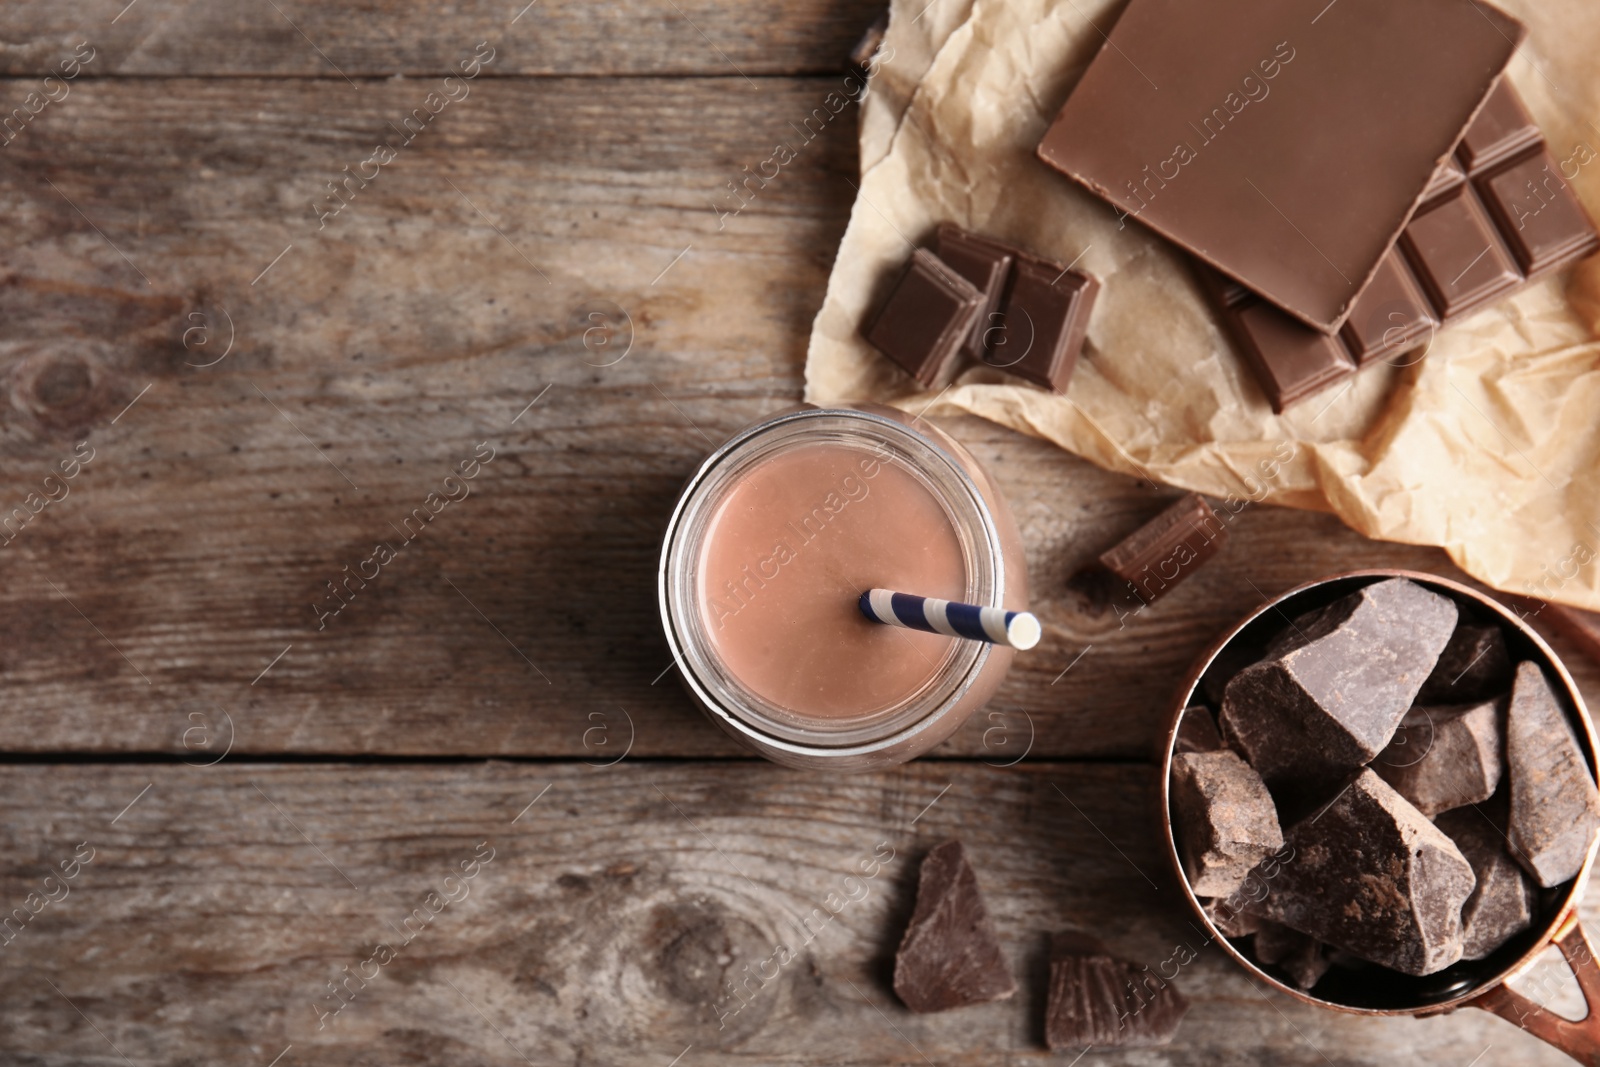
xmin=934 ymin=223 xmax=1015 ymax=361
xmin=1045 ymin=932 xmax=1188 ymax=1049
xmin=1247 ymin=769 xmax=1476 ymax=976
xmin=1416 ymin=622 xmax=1513 ymax=704
xmin=1436 ymin=804 xmax=1537 ymax=960
xmin=982 ymin=253 xmax=1099 ymax=394
xmin=1252 ymin=922 xmax=1329 ymax=991
xmin=1100 ymin=493 xmax=1230 ymax=604
xmin=1174 ymin=705 xmax=1222 ymax=753
xmin=865 ymin=248 xmax=984 ymax=388
xmin=1172 ymin=750 xmax=1283 ymax=897
xmin=1505 ymin=661 xmax=1600 ymax=887
xmin=1374 ymin=700 xmax=1503 ymax=817
xmin=1219 ymin=578 xmax=1457 ymax=796
xmin=892 ymin=840 xmax=1016 ymax=1012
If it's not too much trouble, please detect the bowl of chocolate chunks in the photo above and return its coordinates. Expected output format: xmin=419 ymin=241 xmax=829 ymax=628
xmin=1161 ymin=571 xmax=1600 ymax=1043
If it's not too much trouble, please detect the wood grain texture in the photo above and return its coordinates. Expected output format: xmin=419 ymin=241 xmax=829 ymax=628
xmin=0 ymin=761 xmax=1584 ymax=1066
xmin=0 ymin=0 xmax=885 ymax=77
xmin=2 ymin=79 xmax=1599 ymax=760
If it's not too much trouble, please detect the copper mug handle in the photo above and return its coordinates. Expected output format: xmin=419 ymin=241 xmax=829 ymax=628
xmin=1471 ymin=916 xmax=1600 ymax=1064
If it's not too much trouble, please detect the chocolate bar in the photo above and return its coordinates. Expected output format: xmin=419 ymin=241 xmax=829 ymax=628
xmin=865 ymin=248 xmax=984 ymax=388
xmin=1037 ymin=0 xmax=1523 ymax=332
xmin=1202 ymin=80 xmax=1600 ymax=412
xmin=1099 ymin=493 xmax=1229 ymax=604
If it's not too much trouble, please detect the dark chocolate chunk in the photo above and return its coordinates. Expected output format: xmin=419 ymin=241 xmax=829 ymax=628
xmin=1416 ymin=622 xmax=1513 ymax=704
xmin=1045 ymin=932 xmax=1188 ymax=1049
xmin=1036 ymin=0 xmax=1523 ymax=332
xmin=1436 ymin=804 xmax=1537 ymax=960
xmin=983 ymin=253 xmax=1099 ymax=394
xmin=1175 ymin=705 xmax=1222 ymax=753
xmin=892 ymin=840 xmax=1016 ymax=1012
xmin=1505 ymin=661 xmax=1600 ymax=887
xmin=934 ymin=223 xmax=1014 ymax=361
xmin=1374 ymin=700 xmax=1503 ymax=817
xmin=1246 ymin=769 xmax=1476 ymax=976
xmin=1099 ymin=493 xmax=1230 ymax=604
xmin=1218 ymin=578 xmax=1457 ymax=796
xmin=865 ymin=249 xmax=984 ymax=388
xmin=1402 ymin=187 xmax=1522 ymax=319
xmin=1172 ymin=750 xmax=1284 ymax=897
xmin=1252 ymin=922 xmax=1329 ymax=991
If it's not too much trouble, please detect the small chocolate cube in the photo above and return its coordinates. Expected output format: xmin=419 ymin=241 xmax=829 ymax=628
xmin=865 ymin=248 xmax=984 ymax=388
xmin=892 ymin=840 xmax=1016 ymax=1012
xmin=1172 ymin=750 xmax=1284 ymax=897
xmin=1436 ymin=804 xmax=1537 ymax=960
xmin=1246 ymin=770 xmax=1476 ymax=976
xmin=1045 ymin=932 xmax=1188 ymax=1049
xmin=1505 ymin=661 xmax=1600 ymax=887
xmin=1174 ymin=705 xmax=1222 ymax=753
xmin=1373 ymin=700 xmax=1503 ymax=817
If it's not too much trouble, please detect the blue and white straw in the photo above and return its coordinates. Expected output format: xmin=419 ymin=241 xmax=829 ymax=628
xmin=858 ymin=588 xmax=1041 ymax=651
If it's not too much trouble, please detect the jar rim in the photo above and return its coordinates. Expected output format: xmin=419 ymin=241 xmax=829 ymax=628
xmin=658 ymin=407 xmax=1008 ymax=758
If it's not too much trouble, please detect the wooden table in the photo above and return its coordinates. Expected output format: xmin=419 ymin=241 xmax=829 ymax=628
xmin=2 ymin=2 xmax=1596 ymax=1063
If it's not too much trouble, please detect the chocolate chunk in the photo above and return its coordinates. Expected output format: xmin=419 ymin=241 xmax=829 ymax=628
xmin=1505 ymin=662 xmax=1600 ymax=887
xmin=1204 ymin=897 xmax=1263 ymax=938
xmin=1435 ymin=804 xmax=1537 ymax=959
xmin=1172 ymin=750 xmax=1283 ymax=897
xmin=1247 ymin=769 xmax=1476 ymax=976
xmin=934 ymin=223 xmax=1014 ymax=361
xmin=1045 ymin=932 xmax=1188 ymax=1049
xmin=1219 ymin=578 xmax=1457 ymax=796
xmin=1175 ymin=705 xmax=1222 ymax=753
xmin=892 ymin=840 xmax=1016 ymax=1012
xmin=982 ymin=253 xmax=1099 ymax=394
xmin=1373 ymin=700 xmax=1503 ymax=817
xmin=1036 ymin=0 xmax=1523 ymax=332
xmin=1416 ymin=623 xmax=1513 ymax=704
xmin=865 ymin=249 xmax=984 ymax=388
xmin=1099 ymin=493 xmax=1230 ymax=604
xmin=1252 ymin=922 xmax=1329 ymax=991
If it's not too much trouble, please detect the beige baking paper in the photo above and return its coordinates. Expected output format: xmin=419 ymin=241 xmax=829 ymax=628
xmin=805 ymin=0 xmax=1600 ymax=611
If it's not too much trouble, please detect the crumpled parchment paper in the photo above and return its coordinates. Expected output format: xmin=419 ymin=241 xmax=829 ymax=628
xmin=805 ymin=0 xmax=1600 ymax=611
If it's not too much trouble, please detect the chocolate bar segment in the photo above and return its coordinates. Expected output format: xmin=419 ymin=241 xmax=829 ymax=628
xmin=1099 ymin=493 xmax=1229 ymax=603
xmin=865 ymin=248 xmax=984 ymax=388
xmin=983 ymin=254 xmax=1099 ymax=393
xmin=934 ymin=223 xmax=1014 ymax=361
xmin=1037 ymin=0 xmax=1524 ymax=331
xmin=1200 ymin=80 xmax=1600 ymax=410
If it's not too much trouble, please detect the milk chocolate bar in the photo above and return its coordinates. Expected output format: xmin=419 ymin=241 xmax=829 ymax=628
xmin=1202 ymin=81 xmax=1600 ymax=412
xmin=1037 ymin=0 xmax=1523 ymax=332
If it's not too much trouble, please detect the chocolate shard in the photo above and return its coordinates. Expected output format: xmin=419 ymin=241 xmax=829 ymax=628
xmin=1373 ymin=700 xmax=1503 ymax=817
xmin=865 ymin=248 xmax=984 ymax=389
xmin=892 ymin=840 xmax=1016 ymax=1012
xmin=1416 ymin=623 xmax=1513 ymax=705
xmin=1246 ymin=769 xmax=1476 ymax=976
xmin=1099 ymin=493 xmax=1230 ymax=605
xmin=1252 ymin=922 xmax=1329 ymax=991
xmin=1172 ymin=750 xmax=1284 ymax=897
xmin=1219 ymin=578 xmax=1458 ymax=797
xmin=1045 ymin=932 xmax=1188 ymax=1049
xmin=1505 ymin=662 xmax=1600 ymax=887
xmin=1435 ymin=804 xmax=1537 ymax=960
xmin=1174 ymin=705 xmax=1222 ymax=753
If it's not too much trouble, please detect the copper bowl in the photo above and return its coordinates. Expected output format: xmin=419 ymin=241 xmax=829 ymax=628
xmin=1160 ymin=570 xmax=1600 ymax=1062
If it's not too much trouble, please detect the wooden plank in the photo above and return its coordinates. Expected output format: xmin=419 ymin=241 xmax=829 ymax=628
xmin=0 ymin=0 xmax=884 ymax=77
xmin=0 ymin=761 xmax=1581 ymax=1065
xmin=4 ymin=76 xmax=1599 ymax=758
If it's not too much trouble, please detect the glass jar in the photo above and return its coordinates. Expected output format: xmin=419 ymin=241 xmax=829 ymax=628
xmin=658 ymin=405 xmax=1027 ymax=770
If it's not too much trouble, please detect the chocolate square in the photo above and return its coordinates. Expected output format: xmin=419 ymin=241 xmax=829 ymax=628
xmin=1402 ymin=188 xmax=1521 ymax=319
xmin=864 ymin=248 xmax=984 ymax=388
xmin=983 ymin=255 xmax=1099 ymax=394
xmin=934 ymin=223 xmax=1015 ymax=361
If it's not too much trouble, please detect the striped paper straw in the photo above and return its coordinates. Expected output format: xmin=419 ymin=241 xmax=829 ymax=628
xmin=858 ymin=588 xmax=1041 ymax=651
